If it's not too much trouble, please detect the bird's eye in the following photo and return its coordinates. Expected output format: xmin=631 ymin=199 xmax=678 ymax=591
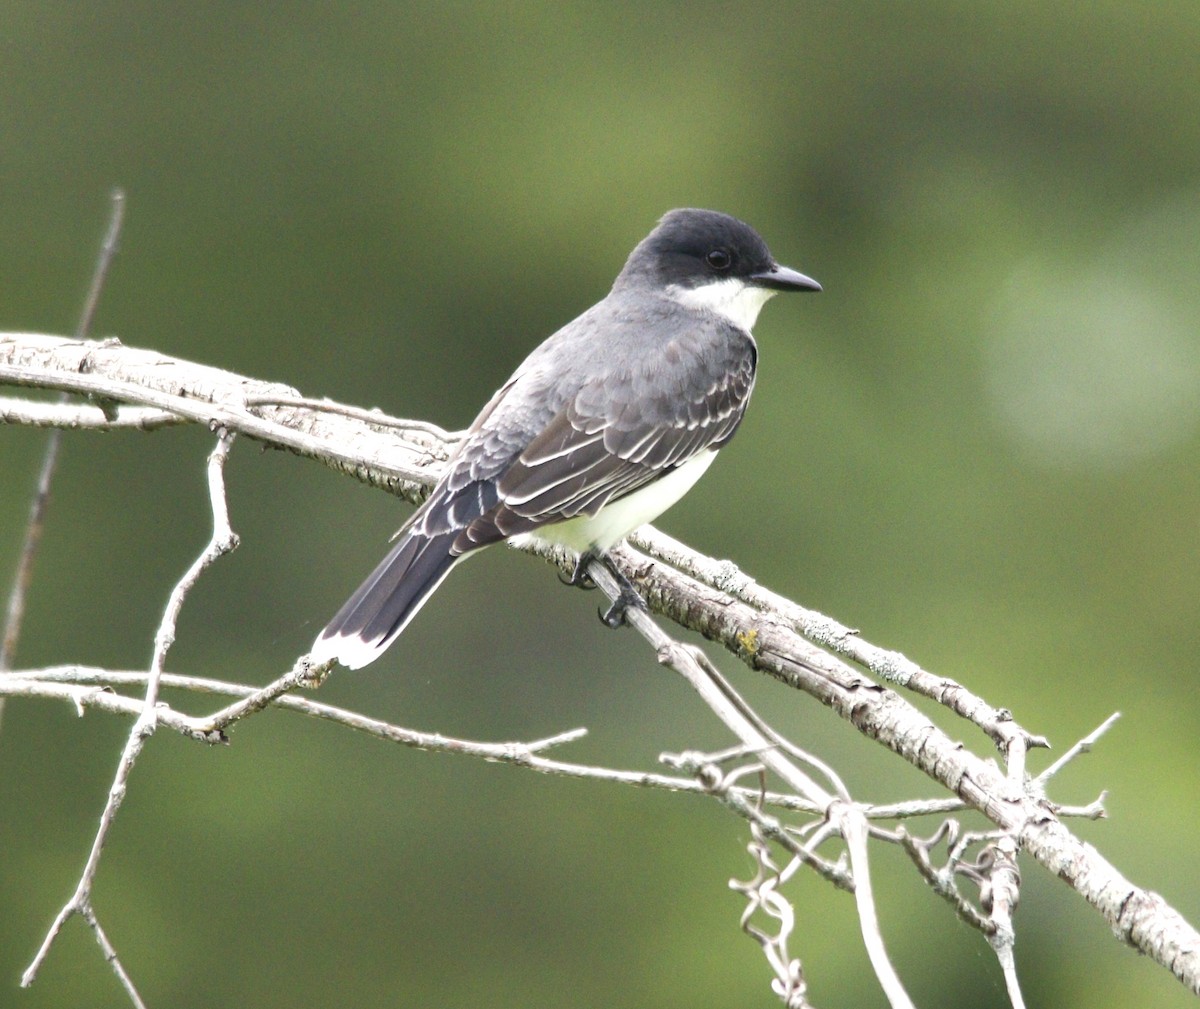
xmin=705 ymin=249 xmax=732 ymax=271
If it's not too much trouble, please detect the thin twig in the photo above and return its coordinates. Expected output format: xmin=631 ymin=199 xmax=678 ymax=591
xmin=76 ymin=189 xmax=126 ymax=339
xmin=0 ymin=429 xmax=63 ymax=675
xmin=0 ymin=675 xmax=225 ymax=742
xmin=1035 ymin=712 xmax=1122 ymax=787
xmin=982 ymin=837 xmax=1026 ymax=1009
xmin=149 ymin=431 xmax=238 ymax=698
xmin=242 ymin=392 xmax=460 ymax=443
xmin=0 ymin=396 xmax=184 ymax=429
xmin=21 ymin=429 xmax=236 ymax=1001
xmin=841 ymin=808 xmax=914 ymax=1009
xmin=893 ymin=823 xmax=996 ymax=934
xmin=187 ymin=656 xmax=329 ymax=732
xmin=1 ymin=191 xmax=126 ymax=724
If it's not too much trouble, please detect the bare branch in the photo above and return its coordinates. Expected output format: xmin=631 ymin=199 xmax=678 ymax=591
xmin=21 ymin=430 xmax=237 ymax=999
xmin=630 ymin=527 xmax=1050 ymax=752
xmin=581 ymin=558 xmax=915 ymax=1008
xmin=2 ymin=191 xmax=127 ymax=728
xmin=1035 ymin=711 xmax=1122 ymax=787
xmin=0 ymin=395 xmax=183 ymax=429
xmin=75 ymin=189 xmax=125 ymax=339
xmin=0 ymin=422 xmax=63 ymax=674
xmin=981 ymin=837 xmax=1026 ymax=1009
xmin=241 ymin=391 xmax=461 ymax=442
xmin=3 ymin=331 xmax=1199 ymax=997
xmin=0 ymin=333 xmax=447 ymax=501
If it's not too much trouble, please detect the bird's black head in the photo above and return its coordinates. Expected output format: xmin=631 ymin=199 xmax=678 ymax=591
xmin=616 ymin=208 xmax=820 ymax=296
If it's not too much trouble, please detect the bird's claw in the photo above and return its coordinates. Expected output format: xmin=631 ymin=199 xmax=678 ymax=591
xmin=598 ymin=585 xmax=646 ymax=629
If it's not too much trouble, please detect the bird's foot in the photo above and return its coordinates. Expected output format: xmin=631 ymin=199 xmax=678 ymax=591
xmin=561 ymin=549 xmax=646 ymax=627
xmin=599 ymin=584 xmax=646 ymax=629
xmin=559 ymin=549 xmax=599 ymax=590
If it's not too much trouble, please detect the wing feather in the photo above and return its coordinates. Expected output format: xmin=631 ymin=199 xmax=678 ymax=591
xmin=494 ymin=338 xmax=755 ymax=525
xmin=408 ymin=315 xmax=757 ymax=555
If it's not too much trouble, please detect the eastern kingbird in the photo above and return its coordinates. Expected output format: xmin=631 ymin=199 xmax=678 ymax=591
xmin=312 ymin=208 xmax=819 ymax=669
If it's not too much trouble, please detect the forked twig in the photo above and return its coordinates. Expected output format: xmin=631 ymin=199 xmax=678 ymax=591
xmin=21 ymin=430 xmax=237 ymax=1001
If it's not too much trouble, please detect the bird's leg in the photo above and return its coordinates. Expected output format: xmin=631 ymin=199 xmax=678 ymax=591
xmin=593 ymin=553 xmax=647 ymax=629
xmin=560 ymin=549 xmax=646 ymax=627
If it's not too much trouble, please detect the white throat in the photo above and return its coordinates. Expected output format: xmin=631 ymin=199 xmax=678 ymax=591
xmin=667 ymin=278 xmax=776 ymax=332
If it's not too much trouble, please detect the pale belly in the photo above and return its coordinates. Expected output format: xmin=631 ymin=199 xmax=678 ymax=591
xmin=511 ymin=449 xmax=718 ymax=553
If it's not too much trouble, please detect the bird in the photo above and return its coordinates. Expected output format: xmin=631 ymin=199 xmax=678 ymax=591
xmin=311 ymin=208 xmax=820 ymax=669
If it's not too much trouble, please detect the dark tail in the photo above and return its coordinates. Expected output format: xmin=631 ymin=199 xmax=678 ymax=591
xmin=311 ymin=530 xmax=460 ymax=669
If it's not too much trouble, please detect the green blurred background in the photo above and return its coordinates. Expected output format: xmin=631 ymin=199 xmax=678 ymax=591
xmin=3 ymin=3 xmax=1199 ymax=1006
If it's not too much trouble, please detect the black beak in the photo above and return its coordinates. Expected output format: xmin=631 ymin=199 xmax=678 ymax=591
xmin=751 ymin=263 xmax=821 ymax=292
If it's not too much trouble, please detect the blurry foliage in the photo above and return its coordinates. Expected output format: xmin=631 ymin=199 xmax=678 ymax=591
xmin=2 ymin=2 xmax=1199 ymax=1007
